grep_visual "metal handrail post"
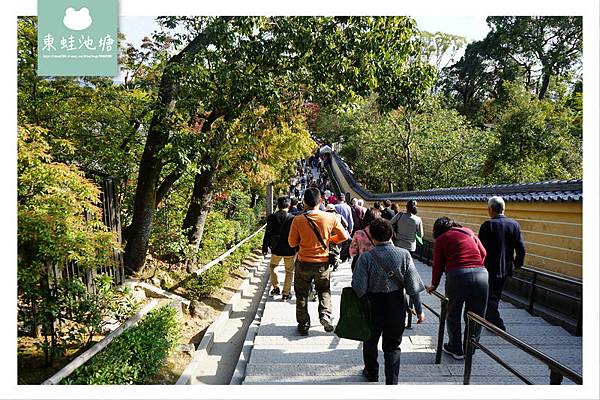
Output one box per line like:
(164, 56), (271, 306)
(527, 272), (537, 314)
(463, 318), (475, 385)
(576, 300), (582, 336)
(550, 369), (564, 385)
(435, 298), (447, 364)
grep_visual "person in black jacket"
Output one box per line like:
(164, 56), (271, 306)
(381, 199), (396, 220)
(478, 196), (526, 331)
(262, 197), (297, 300)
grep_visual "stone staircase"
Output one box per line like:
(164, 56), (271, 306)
(241, 257), (582, 385)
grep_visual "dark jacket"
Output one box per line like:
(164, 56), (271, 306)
(350, 205), (365, 233)
(478, 214), (526, 278)
(381, 207), (396, 221)
(262, 210), (296, 256)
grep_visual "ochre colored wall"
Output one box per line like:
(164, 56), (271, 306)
(331, 160), (583, 279)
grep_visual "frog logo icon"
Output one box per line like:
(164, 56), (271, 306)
(63, 7), (93, 31)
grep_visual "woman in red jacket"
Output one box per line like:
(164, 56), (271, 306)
(426, 217), (489, 360)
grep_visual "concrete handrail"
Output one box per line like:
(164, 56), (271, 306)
(193, 224), (266, 277)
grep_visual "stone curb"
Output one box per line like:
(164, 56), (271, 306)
(133, 281), (191, 313)
(229, 272), (271, 384)
(175, 254), (267, 385)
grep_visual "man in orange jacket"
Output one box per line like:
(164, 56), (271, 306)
(288, 187), (349, 335)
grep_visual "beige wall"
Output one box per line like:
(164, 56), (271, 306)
(331, 160), (582, 279)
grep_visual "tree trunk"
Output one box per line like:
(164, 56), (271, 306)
(403, 114), (415, 191)
(266, 183), (274, 215)
(122, 108), (171, 272)
(122, 20), (231, 273)
(249, 189), (259, 208)
(182, 163), (220, 248)
(538, 69), (551, 100)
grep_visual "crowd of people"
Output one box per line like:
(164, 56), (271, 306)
(262, 154), (526, 385)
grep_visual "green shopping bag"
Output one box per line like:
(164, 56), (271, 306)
(416, 233), (423, 245)
(334, 287), (372, 341)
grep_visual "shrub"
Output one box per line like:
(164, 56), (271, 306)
(182, 231), (264, 299)
(17, 125), (120, 366)
(63, 305), (179, 385)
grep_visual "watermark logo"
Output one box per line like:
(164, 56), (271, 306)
(38, 0), (118, 76)
(63, 8), (93, 31)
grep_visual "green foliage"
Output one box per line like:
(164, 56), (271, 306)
(483, 81), (582, 183)
(418, 31), (468, 74)
(63, 305), (179, 385)
(317, 95), (492, 192)
(20, 274), (138, 367)
(18, 17), (155, 229)
(18, 125), (119, 274)
(443, 16), (582, 118)
(182, 232), (263, 299)
(18, 124), (124, 365)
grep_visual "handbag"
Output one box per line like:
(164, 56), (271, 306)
(334, 287), (372, 341)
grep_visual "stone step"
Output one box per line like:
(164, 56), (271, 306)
(247, 347), (436, 365)
(408, 334), (582, 347)
(243, 375), (461, 385)
(242, 252), (582, 385)
(447, 362), (583, 377)
(244, 362), (583, 380)
(247, 345), (581, 368)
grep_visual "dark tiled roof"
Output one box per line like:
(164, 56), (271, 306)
(333, 153), (582, 203)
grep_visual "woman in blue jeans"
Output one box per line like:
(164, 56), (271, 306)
(426, 217), (489, 360)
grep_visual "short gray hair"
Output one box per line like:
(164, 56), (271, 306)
(488, 196), (505, 214)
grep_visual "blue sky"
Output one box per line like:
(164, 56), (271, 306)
(119, 16), (491, 49)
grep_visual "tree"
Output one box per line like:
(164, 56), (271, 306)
(485, 16), (582, 100)
(483, 81), (582, 183)
(17, 17), (157, 218)
(17, 125), (120, 365)
(321, 95), (491, 192)
(441, 39), (498, 117)
(418, 31), (468, 92)
(124, 16), (435, 272)
(443, 16), (583, 117)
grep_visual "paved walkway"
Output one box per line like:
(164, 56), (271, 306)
(242, 257), (582, 385)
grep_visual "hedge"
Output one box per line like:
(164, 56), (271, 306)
(62, 305), (179, 385)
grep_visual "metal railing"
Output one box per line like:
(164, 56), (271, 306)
(510, 266), (582, 336)
(463, 311), (582, 385)
(406, 289), (449, 364)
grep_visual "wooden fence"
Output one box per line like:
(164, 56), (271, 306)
(48, 174), (125, 292)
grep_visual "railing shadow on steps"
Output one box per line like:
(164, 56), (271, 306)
(464, 311), (582, 385)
